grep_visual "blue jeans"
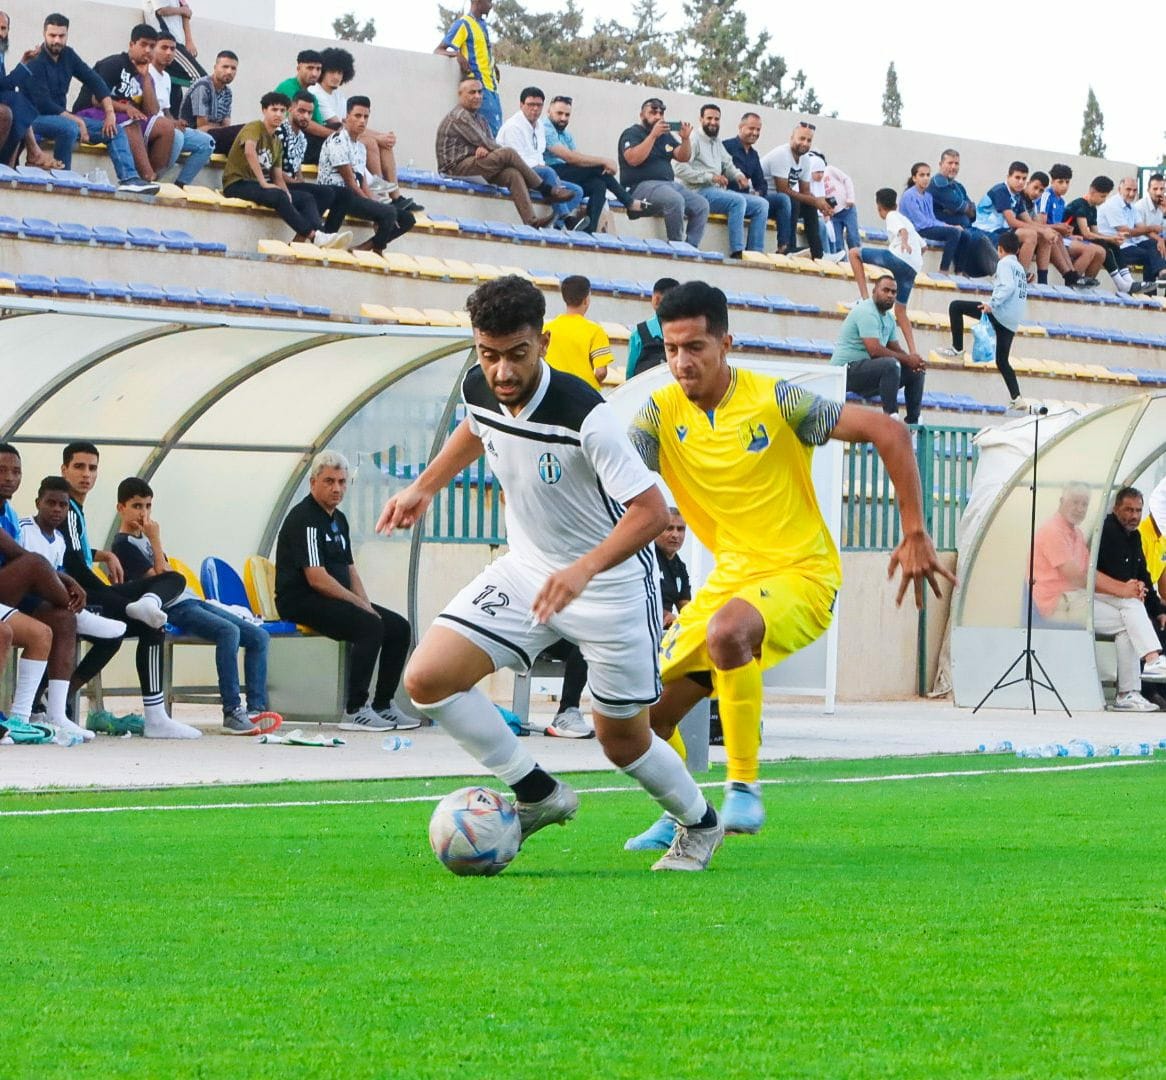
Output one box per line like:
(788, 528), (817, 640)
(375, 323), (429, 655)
(699, 185), (769, 252)
(918, 224), (965, 271)
(479, 88), (503, 136)
(31, 113), (138, 179)
(167, 598), (270, 712)
(831, 206), (861, 251)
(765, 191), (792, 249)
(170, 125), (215, 186)
(533, 164), (583, 222)
(631, 179), (709, 245)
(859, 246), (916, 305)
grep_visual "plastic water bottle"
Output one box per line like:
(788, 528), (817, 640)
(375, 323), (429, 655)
(1158, 739), (1166, 750)
(1016, 743), (1066, 759)
(976, 740), (1013, 753)
(382, 735), (412, 752)
(1064, 739), (1095, 758)
(54, 730), (83, 747)
(1102, 742), (1151, 757)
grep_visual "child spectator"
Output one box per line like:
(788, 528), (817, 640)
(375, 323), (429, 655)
(821, 157), (859, 253)
(1021, 169), (1096, 288)
(1029, 164), (1104, 287)
(937, 230), (1031, 411)
(112, 477), (282, 736)
(1062, 175), (1149, 294)
(974, 161), (1054, 282)
(847, 188), (922, 355)
(543, 275), (612, 391)
(901, 162), (966, 272)
(801, 152), (836, 255)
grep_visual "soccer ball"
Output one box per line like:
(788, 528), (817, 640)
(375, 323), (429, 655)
(428, 786), (521, 876)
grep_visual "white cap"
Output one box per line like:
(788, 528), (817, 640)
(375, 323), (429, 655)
(804, 152), (826, 174)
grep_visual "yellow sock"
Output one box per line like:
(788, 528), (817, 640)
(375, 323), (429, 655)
(666, 726), (687, 762)
(715, 660), (763, 783)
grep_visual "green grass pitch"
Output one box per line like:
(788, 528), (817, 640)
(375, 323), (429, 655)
(2, 754), (1165, 1079)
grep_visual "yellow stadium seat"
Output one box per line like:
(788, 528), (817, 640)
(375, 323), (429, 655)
(0, 278), (15, 291)
(382, 252), (422, 275)
(498, 265), (534, 281)
(180, 185), (226, 206)
(1017, 323), (1048, 337)
(287, 242), (329, 262)
(769, 253), (797, 269)
(413, 213), (459, 233)
(257, 239), (296, 258)
(319, 249), (360, 266)
(414, 254), (453, 279)
(350, 250), (389, 270)
(442, 259), (480, 281)
(361, 303), (399, 321)
(1010, 357), (1051, 375)
(449, 310), (472, 327)
(471, 262), (503, 280)
(420, 308), (463, 327)
(741, 251), (773, 266)
(167, 556), (205, 599)
(390, 306), (431, 325)
(600, 322), (631, 343)
(816, 260), (848, 279)
(154, 183), (187, 201)
(244, 556), (280, 621)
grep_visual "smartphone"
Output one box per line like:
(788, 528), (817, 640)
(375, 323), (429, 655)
(668, 120), (683, 133)
(825, 196), (838, 208)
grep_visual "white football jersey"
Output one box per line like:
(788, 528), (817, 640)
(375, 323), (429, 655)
(19, 517), (65, 569)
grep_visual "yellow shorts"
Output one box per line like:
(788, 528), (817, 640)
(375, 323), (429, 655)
(659, 568), (838, 684)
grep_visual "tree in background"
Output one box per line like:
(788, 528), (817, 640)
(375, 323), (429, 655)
(881, 62), (902, 127)
(1079, 87), (1106, 158)
(333, 12), (376, 43)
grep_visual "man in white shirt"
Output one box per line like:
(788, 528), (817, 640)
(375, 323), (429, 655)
(759, 120), (832, 258)
(1134, 173), (1166, 262)
(497, 86), (584, 226)
(316, 96), (415, 254)
(150, 31), (213, 187)
(1098, 176), (1166, 294)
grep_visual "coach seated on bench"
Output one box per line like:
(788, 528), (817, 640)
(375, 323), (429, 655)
(273, 450), (418, 732)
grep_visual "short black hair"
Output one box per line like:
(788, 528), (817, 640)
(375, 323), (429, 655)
(346, 95), (371, 112)
(519, 85), (544, 103)
(217, 49), (238, 61)
(43, 12), (69, 28)
(117, 477), (153, 504)
(466, 275), (546, 336)
(652, 277), (679, 295)
(1049, 163), (1072, 182)
(1029, 171), (1049, 188)
(291, 89), (315, 106)
(37, 476), (69, 499)
(318, 46), (355, 83)
(740, 111), (761, 123)
(296, 49), (322, 65)
(0, 442), (19, 458)
(656, 281), (728, 338)
(261, 91), (291, 110)
(1150, 173), (1165, 185)
(130, 23), (158, 42)
(875, 187), (897, 211)
(1115, 486), (1143, 507)
(560, 275), (590, 307)
(157, 29), (177, 42)
(1091, 175), (1114, 194)
(62, 441), (98, 465)
(700, 102), (720, 115)
(1008, 160), (1028, 176)
(997, 230), (1021, 255)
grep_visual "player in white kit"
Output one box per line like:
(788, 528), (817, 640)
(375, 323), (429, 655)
(377, 276), (723, 871)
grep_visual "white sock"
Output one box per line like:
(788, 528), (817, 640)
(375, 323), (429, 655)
(11, 658), (48, 719)
(1112, 268), (1133, 293)
(417, 688), (536, 785)
(143, 710), (201, 739)
(143, 701), (169, 723)
(622, 733), (708, 826)
(46, 679), (69, 723)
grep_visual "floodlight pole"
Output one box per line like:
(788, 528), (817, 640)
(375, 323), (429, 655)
(973, 408), (1071, 717)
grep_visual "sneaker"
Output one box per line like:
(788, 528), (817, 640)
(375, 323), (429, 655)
(368, 175), (394, 193)
(721, 781), (765, 835)
(515, 779), (579, 842)
(223, 705), (260, 735)
(1007, 396), (1038, 415)
(339, 704), (394, 731)
(624, 813), (677, 851)
(86, 709), (144, 736)
(75, 609), (127, 639)
(391, 194), (423, 213)
(1076, 276), (1100, 288)
(246, 710), (284, 734)
(51, 715), (95, 743)
(651, 811), (724, 871)
(374, 703), (422, 730)
(545, 706), (594, 739)
(124, 594), (167, 629)
(934, 346), (963, 358)
(546, 186), (575, 204)
(1111, 690), (1159, 712)
(144, 713), (202, 738)
(3, 717), (54, 744)
(827, 249), (849, 263)
(626, 199), (653, 220)
(118, 178), (159, 195)
(1141, 656), (1166, 682)
(1130, 281), (1156, 296)
(313, 229), (354, 250)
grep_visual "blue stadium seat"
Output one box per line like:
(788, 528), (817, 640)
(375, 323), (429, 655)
(57, 221), (95, 243)
(197, 287), (233, 306)
(535, 226), (571, 246)
(526, 268), (562, 284)
(765, 295), (797, 312)
(92, 225), (131, 246)
(162, 229), (225, 253)
(15, 274), (57, 293)
(90, 279), (132, 299)
(454, 217), (489, 234)
(863, 229), (889, 243)
(52, 168), (115, 193)
(21, 217), (59, 239)
(509, 223), (543, 242)
(229, 291), (267, 311)
(611, 279), (649, 297)
(618, 236), (650, 253)
(53, 276), (92, 296)
(264, 293), (303, 315)
(162, 284), (201, 304)
(562, 230), (599, 248)
(483, 220), (517, 239)
(0, 216), (19, 234)
(643, 238), (675, 256)
(587, 278), (617, 294)
(792, 302), (821, 314)
(301, 301), (332, 318)
(127, 227), (169, 248)
(590, 233), (625, 251)
(126, 281), (166, 302)
(200, 557), (252, 609)
(0, 164), (18, 182)
(13, 166), (52, 186)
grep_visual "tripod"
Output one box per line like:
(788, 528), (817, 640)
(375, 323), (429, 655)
(973, 407), (1071, 717)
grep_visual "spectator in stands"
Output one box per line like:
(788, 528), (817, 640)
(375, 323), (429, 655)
(221, 91), (350, 249)
(273, 50), (333, 166)
(801, 152), (837, 255)
(1031, 482), (1091, 622)
(435, 0), (502, 135)
(723, 111), (791, 253)
(759, 120), (829, 259)
(0, 12), (61, 169)
(149, 30), (212, 187)
(1028, 165), (1104, 287)
(1094, 486), (1166, 711)
(143, 0), (201, 82)
(1098, 176), (1166, 296)
(57, 441), (199, 738)
(1134, 173), (1166, 259)
(928, 148), (997, 276)
(274, 450), (417, 732)
(901, 162), (965, 272)
(178, 48), (238, 155)
(847, 188), (922, 354)
(317, 96), (415, 254)
(77, 24), (176, 184)
(821, 155), (859, 253)
(830, 274), (924, 424)
(497, 86), (585, 227)
(22, 13), (158, 193)
(543, 275), (611, 391)
(937, 230), (1030, 411)
(972, 161), (1054, 281)
(1063, 175), (1149, 295)
(112, 477), (282, 736)
(1018, 169), (1093, 288)
(617, 97), (708, 247)
(625, 276), (679, 378)
(435, 77), (573, 228)
(543, 94), (649, 234)
(277, 90), (346, 227)
(673, 103), (768, 258)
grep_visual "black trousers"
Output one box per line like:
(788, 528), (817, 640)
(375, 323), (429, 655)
(552, 164), (636, 232)
(277, 594), (410, 712)
(541, 639), (589, 712)
(328, 187), (416, 250)
(793, 196), (823, 258)
(949, 300), (1020, 400)
(224, 180), (322, 236)
(289, 180), (347, 233)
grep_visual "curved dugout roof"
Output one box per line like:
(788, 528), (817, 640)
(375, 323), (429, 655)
(0, 299), (473, 569)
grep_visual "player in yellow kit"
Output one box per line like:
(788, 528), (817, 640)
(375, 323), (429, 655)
(625, 281), (954, 845)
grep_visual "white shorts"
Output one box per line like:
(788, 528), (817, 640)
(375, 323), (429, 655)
(0, 603), (14, 621)
(434, 551), (663, 719)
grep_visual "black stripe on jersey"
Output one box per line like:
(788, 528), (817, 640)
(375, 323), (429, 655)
(435, 613), (533, 669)
(471, 410), (582, 446)
(594, 477), (658, 586)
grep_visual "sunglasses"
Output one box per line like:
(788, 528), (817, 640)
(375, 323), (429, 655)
(551, 95), (572, 105)
(797, 121), (817, 131)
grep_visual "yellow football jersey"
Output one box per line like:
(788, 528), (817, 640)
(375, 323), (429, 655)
(1139, 515), (1166, 587)
(630, 367), (842, 580)
(544, 313), (612, 392)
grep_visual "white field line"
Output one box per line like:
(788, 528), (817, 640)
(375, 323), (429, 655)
(0, 758), (1154, 819)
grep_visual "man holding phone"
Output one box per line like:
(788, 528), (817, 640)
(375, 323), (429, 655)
(618, 97), (708, 247)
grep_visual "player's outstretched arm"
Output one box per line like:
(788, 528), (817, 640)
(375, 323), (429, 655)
(375, 418), (484, 535)
(828, 405), (958, 609)
(531, 484), (670, 623)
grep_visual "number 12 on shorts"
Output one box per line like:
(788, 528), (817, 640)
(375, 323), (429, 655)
(472, 585), (510, 618)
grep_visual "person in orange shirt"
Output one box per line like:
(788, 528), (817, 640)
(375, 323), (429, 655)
(543, 275), (611, 391)
(1030, 482), (1091, 621)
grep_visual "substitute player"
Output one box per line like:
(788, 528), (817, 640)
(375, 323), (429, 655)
(377, 276), (724, 872)
(626, 281), (954, 845)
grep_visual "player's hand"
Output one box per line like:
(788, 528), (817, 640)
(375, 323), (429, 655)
(887, 530), (956, 609)
(375, 485), (433, 535)
(531, 563), (591, 623)
(61, 574), (87, 613)
(100, 550), (125, 584)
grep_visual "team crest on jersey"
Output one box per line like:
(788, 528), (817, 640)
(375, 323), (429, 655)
(537, 452), (562, 484)
(738, 420), (770, 453)
(675, 425), (688, 442)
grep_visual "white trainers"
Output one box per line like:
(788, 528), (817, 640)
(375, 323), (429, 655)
(545, 706), (594, 739)
(313, 229), (353, 250)
(1007, 396), (1039, 415)
(1110, 691), (1160, 712)
(339, 705), (394, 731)
(374, 704), (422, 731)
(124, 594), (167, 629)
(1141, 656), (1166, 682)
(651, 811), (724, 872)
(76, 609), (127, 639)
(934, 346), (963, 359)
(143, 713), (202, 738)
